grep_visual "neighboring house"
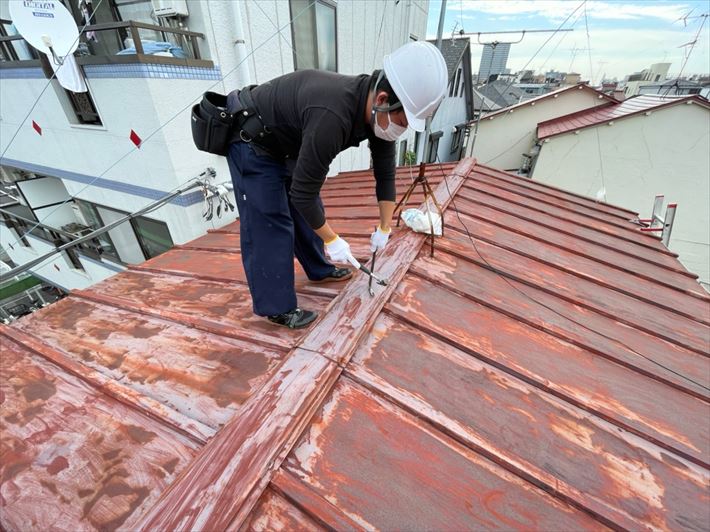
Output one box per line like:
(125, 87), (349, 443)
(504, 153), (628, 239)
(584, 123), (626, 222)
(514, 83), (551, 98)
(638, 79), (710, 99)
(532, 94), (710, 289)
(421, 37), (473, 163)
(465, 83), (616, 171)
(0, 0), (429, 293)
(3, 158), (708, 531)
(475, 79), (525, 108)
(471, 87), (501, 119)
(621, 62), (671, 97)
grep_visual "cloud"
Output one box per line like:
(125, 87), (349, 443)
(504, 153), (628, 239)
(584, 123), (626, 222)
(460, 1), (693, 23)
(459, 27), (709, 80)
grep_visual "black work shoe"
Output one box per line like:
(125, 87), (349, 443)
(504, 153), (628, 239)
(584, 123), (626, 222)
(267, 308), (318, 329)
(310, 267), (353, 284)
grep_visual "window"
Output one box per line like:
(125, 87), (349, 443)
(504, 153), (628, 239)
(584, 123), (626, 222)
(76, 201), (173, 264)
(427, 131), (443, 163)
(44, 53), (103, 126)
(450, 123), (468, 155)
(75, 200), (119, 262)
(64, 89), (103, 126)
(131, 216), (174, 259)
(450, 129), (461, 154)
(399, 139), (408, 166)
(454, 68), (462, 98)
(290, 0), (337, 71)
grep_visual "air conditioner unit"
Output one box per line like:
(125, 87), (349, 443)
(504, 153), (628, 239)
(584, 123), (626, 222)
(151, 0), (189, 18)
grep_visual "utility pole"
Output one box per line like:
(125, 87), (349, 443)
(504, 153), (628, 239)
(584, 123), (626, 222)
(422, 0), (447, 164)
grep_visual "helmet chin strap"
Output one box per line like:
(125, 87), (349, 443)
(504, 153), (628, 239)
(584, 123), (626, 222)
(371, 70), (403, 114)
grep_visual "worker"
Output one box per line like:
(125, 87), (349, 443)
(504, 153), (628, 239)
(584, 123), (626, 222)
(226, 41), (447, 329)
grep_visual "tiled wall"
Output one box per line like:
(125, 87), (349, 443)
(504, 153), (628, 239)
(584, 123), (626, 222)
(0, 67), (45, 79)
(83, 63), (222, 80)
(0, 63), (222, 80)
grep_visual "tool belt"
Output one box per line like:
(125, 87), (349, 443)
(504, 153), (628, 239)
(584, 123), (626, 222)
(190, 91), (233, 156)
(228, 86), (283, 160)
(191, 86), (280, 158)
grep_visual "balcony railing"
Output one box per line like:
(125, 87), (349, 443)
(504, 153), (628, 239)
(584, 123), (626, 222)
(0, 19), (212, 69)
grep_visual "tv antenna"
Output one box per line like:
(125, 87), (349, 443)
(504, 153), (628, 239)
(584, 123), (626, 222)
(8, 0), (80, 65)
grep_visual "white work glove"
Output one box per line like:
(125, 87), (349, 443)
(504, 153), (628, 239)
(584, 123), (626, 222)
(325, 236), (358, 267)
(370, 226), (391, 252)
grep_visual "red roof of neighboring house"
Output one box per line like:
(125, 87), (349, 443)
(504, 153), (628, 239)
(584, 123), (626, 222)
(2, 160), (709, 531)
(538, 94), (710, 139)
(476, 83), (618, 121)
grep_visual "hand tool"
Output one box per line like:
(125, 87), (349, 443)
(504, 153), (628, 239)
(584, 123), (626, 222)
(368, 250), (377, 296)
(347, 256), (388, 287)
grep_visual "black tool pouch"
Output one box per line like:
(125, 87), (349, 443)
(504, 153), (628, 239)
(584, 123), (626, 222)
(191, 92), (233, 156)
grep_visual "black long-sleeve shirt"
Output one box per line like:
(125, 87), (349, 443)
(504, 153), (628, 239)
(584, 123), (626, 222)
(249, 70), (396, 229)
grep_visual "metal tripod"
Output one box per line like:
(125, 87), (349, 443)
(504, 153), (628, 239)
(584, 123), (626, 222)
(392, 162), (444, 257)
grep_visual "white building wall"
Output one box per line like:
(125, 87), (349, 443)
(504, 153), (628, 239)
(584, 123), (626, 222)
(465, 87), (611, 171)
(0, 76), (234, 248)
(531, 103), (710, 289)
(431, 92), (467, 162)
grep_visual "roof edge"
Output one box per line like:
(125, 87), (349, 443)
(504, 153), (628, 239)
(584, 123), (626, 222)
(474, 83), (618, 122)
(538, 94), (710, 140)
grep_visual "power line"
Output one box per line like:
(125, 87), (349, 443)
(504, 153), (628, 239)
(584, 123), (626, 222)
(663, 13), (709, 96)
(583, 0), (606, 202)
(1, 1), (317, 252)
(467, 0), (586, 160)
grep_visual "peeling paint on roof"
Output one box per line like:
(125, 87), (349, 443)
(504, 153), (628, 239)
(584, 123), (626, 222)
(2, 159), (708, 531)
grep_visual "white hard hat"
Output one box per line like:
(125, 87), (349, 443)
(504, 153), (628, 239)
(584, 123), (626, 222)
(383, 41), (447, 131)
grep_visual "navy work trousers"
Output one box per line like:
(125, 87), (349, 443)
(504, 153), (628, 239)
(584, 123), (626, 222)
(226, 141), (335, 316)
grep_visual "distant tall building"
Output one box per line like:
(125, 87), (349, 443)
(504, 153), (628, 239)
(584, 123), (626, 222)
(478, 42), (511, 83)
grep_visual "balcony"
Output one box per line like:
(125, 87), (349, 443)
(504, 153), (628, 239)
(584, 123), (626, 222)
(0, 19), (212, 70)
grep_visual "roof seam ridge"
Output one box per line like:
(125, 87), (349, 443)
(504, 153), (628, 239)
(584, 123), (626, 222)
(474, 169), (638, 221)
(467, 178), (646, 232)
(385, 307), (710, 469)
(129, 157), (476, 530)
(457, 188), (676, 257)
(0, 326), (213, 446)
(476, 165), (638, 216)
(444, 222), (710, 306)
(446, 211), (706, 295)
(414, 246), (708, 356)
(70, 290), (292, 353)
(453, 194), (692, 275)
(404, 268), (709, 402)
(343, 368), (640, 530)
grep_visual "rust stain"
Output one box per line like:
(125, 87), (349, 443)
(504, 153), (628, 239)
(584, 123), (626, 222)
(161, 458), (179, 475)
(21, 380), (56, 402)
(46, 456), (69, 475)
(126, 425), (157, 444)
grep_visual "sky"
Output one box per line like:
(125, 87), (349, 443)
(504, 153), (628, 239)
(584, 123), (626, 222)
(425, 0), (710, 83)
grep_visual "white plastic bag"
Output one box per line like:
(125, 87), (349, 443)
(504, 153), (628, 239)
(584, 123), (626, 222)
(401, 208), (442, 236)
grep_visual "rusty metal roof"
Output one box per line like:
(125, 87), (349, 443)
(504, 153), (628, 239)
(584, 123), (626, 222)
(2, 159), (709, 531)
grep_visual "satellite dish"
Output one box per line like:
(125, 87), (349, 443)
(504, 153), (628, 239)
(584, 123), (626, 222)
(8, 0), (79, 59)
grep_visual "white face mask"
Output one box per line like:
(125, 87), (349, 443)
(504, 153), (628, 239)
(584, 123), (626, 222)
(372, 110), (407, 142)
